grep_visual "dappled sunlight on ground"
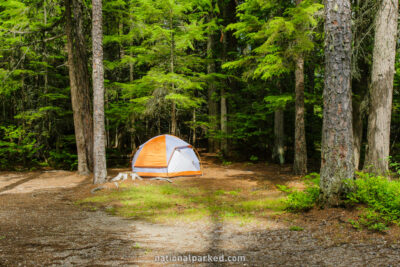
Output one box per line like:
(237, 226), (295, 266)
(1, 155), (400, 265)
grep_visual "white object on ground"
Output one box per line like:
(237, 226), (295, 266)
(111, 172), (143, 182)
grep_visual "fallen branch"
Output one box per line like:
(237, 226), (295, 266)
(90, 186), (104, 194)
(149, 177), (172, 183)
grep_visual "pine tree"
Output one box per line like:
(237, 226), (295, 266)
(365, 0), (398, 174)
(320, 0), (354, 206)
(66, 0), (94, 175)
(92, 0), (107, 183)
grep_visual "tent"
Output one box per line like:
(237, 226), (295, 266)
(131, 134), (202, 177)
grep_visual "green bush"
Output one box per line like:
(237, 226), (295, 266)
(0, 125), (41, 169)
(279, 171), (400, 231)
(346, 172), (400, 231)
(278, 173), (320, 212)
(48, 150), (78, 170)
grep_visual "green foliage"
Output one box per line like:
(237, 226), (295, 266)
(278, 173), (320, 212)
(284, 186), (319, 212)
(349, 209), (389, 232)
(289, 226), (304, 231)
(48, 151), (78, 170)
(345, 172), (400, 231)
(224, 0), (323, 80)
(0, 0), (397, 173)
(388, 156), (400, 177)
(249, 155), (258, 162)
(0, 125), (41, 169)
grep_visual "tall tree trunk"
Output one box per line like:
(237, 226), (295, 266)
(364, 0), (398, 174)
(207, 15), (218, 152)
(192, 109), (196, 146)
(220, 87), (228, 154)
(320, 0), (354, 206)
(273, 107), (285, 165)
(92, 0), (107, 183)
(293, 0), (307, 175)
(219, 0), (235, 155)
(352, 63), (369, 170)
(220, 23), (228, 158)
(305, 60), (316, 157)
(294, 56), (307, 174)
(170, 13), (177, 136)
(171, 102), (177, 136)
(352, 97), (363, 170)
(65, 0), (94, 175)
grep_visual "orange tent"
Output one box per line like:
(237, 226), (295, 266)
(131, 135), (202, 177)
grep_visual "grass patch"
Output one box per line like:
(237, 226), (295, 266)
(78, 183), (287, 223)
(289, 226), (304, 231)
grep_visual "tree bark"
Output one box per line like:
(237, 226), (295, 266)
(352, 97), (363, 170)
(364, 0), (398, 174)
(65, 0), (94, 175)
(320, 0), (354, 206)
(171, 102), (177, 136)
(352, 62), (369, 170)
(220, 87), (228, 154)
(192, 109), (196, 146)
(293, 0), (307, 175)
(294, 56), (307, 175)
(170, 13), (177, 136)
(92, 0), (107, 183)
(207, 15), (218, 152)
(273, 108), (285, 165)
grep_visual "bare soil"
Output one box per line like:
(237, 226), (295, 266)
(1, 155), (400, 266)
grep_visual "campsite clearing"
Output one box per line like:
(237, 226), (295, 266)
(1, 155), (400, 266)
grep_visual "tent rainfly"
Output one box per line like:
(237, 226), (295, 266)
(131, 134), (202, 177)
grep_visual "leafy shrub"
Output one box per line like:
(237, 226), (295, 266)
(345, 172), (400, 231)
(250, 155), (258, 162)
(0, 125), (41, 169)
(388, 156), (400, 177)
(349, 209), (389, 232)
(285, 186), (320, 212)
(48, 150), (78, 170)
(278, 173), (320, 212)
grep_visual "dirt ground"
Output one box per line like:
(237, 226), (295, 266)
(1, 155), (400, 266)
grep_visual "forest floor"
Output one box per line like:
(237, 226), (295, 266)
(1, 154), (400, 266)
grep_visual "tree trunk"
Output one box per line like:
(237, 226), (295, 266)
(352, 62), (369, 170)
(220, 88), (228, 155)
(293, 56), (307, 175)
(65, 0), (94, 175)
(352, 97), (363, 170)
(192, 109), (196, 146)
(305, 60), (316, 157)
(171, 102), (177, 136)
(364, 0), (398, 174)
(320, 0), (354, 206)
(273, 108), (285, 165)
(92, 0), (107, 183)
(169, 13), (177, 136)
(207, 16), (218, 152)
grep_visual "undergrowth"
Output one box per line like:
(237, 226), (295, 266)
(277, 172), (320, 212)
(280, 171), (400, 232)
(346, 172), (400, 231)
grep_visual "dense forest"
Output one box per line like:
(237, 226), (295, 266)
(2, 1), (400, 264)
(0, 0), (399, 190)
